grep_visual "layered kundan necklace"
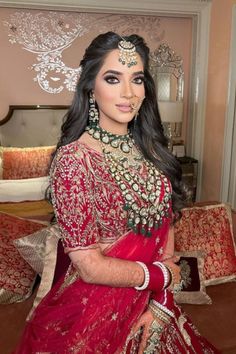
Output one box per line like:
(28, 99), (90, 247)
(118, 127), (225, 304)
(86, 124), (172, 236)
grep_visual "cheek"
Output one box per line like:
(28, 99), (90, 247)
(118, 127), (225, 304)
(139, 86), (145, 97)
(131, 83), (145, 97)
(94, 84), (117, 105)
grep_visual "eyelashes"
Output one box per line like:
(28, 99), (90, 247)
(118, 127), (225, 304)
(104, 75), (119, 84)
(104, 75), (145, 85)
(133, 76), (145, 85)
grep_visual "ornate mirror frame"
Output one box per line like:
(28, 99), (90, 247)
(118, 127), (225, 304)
(149, 43), (184, 102)
(149, 43), (184, 148)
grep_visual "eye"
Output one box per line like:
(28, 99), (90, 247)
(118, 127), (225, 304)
(133, 76), (145, 85)
(104, 75), (119, 84)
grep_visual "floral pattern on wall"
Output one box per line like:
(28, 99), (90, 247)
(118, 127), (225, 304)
(3, 11), (165, 94)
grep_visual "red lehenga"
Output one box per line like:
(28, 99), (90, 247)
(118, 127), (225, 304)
(15, 141), (220, 354)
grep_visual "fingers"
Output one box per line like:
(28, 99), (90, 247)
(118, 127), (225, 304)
(163, 259), (180, 274)
(138, 323), (150, 354)
(132, 310), (155, 354)
(165, 255), (180, 263)
(163, 259), (181, 284)
(132, 323), (141, 335)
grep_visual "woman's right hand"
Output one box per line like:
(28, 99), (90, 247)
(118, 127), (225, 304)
(131, 308), (165, 354)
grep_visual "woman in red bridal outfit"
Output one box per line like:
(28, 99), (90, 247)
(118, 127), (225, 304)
(15, 32), (220, 353)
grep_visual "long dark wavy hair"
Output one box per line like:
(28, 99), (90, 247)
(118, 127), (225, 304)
(53, 31), (186, 217)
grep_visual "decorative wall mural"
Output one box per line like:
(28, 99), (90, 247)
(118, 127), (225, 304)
(4, 11), (165, 94)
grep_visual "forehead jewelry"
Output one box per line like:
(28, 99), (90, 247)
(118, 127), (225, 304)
(118, 39), (138, 67)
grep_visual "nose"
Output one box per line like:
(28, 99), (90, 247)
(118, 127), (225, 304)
(121, 81), (134, 99)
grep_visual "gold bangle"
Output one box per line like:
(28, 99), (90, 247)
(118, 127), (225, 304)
(149, 304), (171, 324)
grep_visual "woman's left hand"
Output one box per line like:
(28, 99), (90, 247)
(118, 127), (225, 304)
(131, 309), (162, 354)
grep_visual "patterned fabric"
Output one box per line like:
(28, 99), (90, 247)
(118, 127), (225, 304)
(174, 204), (236, 285)
(13, 224), (61, 276)
(0, 212), (46, 303)
(15, 141), (219, 353)
(50, 141), (169, 251)
(27, 225), (61, 321)
(0, 146), (55, 179)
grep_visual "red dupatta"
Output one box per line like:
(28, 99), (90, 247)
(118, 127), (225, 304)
(15, 218), (170, 354)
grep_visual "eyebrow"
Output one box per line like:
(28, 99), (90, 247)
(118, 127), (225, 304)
(102, 70), (144, 76)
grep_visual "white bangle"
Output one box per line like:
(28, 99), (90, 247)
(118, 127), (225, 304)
(151, 299), (175, 318)
(153, 261), (169, 289)
(134, 261), (150, 290)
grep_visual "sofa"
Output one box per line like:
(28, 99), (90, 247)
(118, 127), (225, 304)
(0, 202), (235, 354)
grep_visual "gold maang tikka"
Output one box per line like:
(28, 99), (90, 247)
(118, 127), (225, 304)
(118, 38), (138, 67)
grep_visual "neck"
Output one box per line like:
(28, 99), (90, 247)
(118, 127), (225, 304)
(99, 120), (128, 136)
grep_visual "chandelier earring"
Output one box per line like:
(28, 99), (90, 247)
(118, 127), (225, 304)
(88, 92), (99, 128)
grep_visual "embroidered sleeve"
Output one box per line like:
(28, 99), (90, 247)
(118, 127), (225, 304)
(50, 147), (100, 251)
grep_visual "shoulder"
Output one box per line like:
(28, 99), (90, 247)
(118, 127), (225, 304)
(51, 141), (88, 179)
(56, 141), (85, 162)
(55, 141), (86, 164)
(51, 140), (103, 179)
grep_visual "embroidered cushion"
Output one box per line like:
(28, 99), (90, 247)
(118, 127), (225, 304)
(13, 224), (60, 276)
(0, 146), (55, 179)
(174, 203), (236, 285)
(25, 226), (62, 319)
(174, 250), (211, 304)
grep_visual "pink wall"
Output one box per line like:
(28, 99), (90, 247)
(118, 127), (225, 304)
(201, 0), (236, 201)
(0, 8), (192, 143)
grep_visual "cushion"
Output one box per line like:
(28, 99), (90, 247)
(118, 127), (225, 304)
(174, 250), (211, 304)
(0, 176), (49, 202)
(13, 224), (61, 276)
(26, 225), (62, 319)
(0, 146), (55, 179)
(174, 203), (236, 285)
(0, 212), (46, 303)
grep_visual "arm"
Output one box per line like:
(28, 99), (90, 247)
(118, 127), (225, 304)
(69, 228), (179, 288)
(69, 247), (144, 287)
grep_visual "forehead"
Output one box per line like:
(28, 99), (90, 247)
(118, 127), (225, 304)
(98, 49), (144, 74)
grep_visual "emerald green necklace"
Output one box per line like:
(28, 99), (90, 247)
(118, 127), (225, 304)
(86, 125), (172, 236)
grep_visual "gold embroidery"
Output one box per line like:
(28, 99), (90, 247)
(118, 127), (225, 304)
(51, 141), (172, 250)
(111, 312), (119, 321)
